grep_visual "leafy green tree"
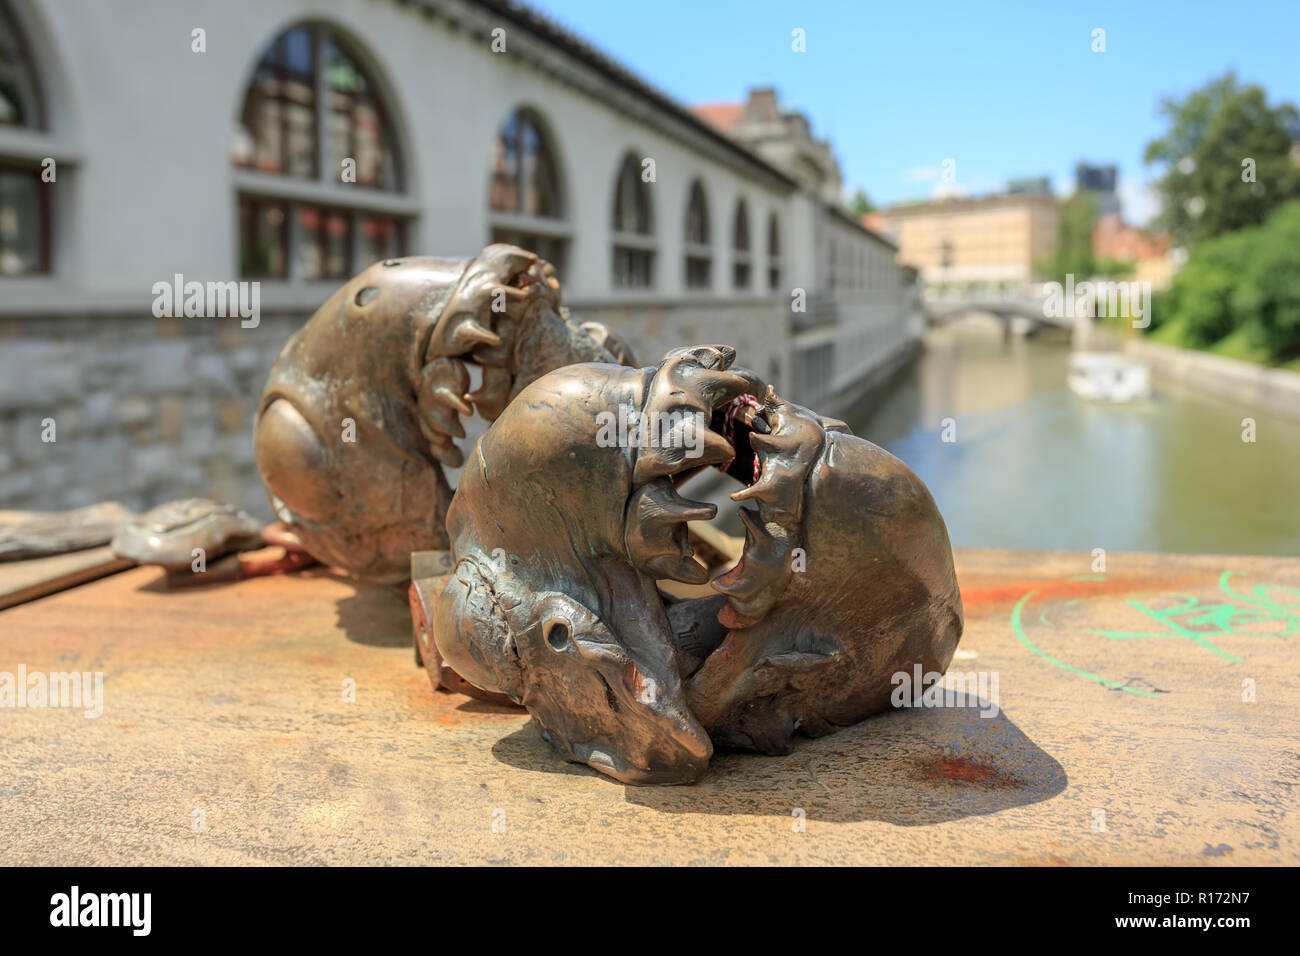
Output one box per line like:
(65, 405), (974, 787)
(1093, 257), (1135, 278)
(1144, 71), (1300, 246)
(1237, 200), (1300, 359)
(1168, 227), (1256, 346)
(1038, 191), (1097, 283)
(848, 189), (875, 216)
(1152, 199), (1300, 361)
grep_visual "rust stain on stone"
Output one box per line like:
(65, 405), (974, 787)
(925, 757), (1023, 789)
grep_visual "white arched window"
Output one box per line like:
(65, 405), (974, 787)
(488, 107), (568, 275)
(0, 0), (49, 275)
(731, 198), (751, 290)
(611, 152), (654, 288)
(683, 179), (711, 290)
(767, 212), (781, 291)
(231, 23), (410, 280)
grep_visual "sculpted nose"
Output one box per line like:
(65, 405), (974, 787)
(620, 664), (711, 762)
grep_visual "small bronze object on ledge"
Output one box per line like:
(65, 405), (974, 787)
(431, 345), (964, 784)
(253, 244), (630, 585)
(110, 498), (262, 570)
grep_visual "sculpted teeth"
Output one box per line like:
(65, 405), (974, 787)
(467, 364), (513, 421)
(632, 348), (766, 486)
(433, 386), (473, 416)
(714, 395), (827, 628)
(625, 355), (820, 631)
(427, 437), (464, 468)
(697, 430), (736, 469)
(644, 553), (710, 586)
(729, 471), (784, 504)
(419, 357), (471, 442)
(624, 478), (716, 585)
(734, 506), (765, 539)
(450, 318), (502, 351)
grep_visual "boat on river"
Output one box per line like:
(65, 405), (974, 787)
(1068, 352), (1151, 402)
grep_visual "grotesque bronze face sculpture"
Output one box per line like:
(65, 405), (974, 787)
(253, 244), (629, 584)
(433, 345), (964, 784)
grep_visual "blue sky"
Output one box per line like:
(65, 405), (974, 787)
(526, 0), (1300, 226)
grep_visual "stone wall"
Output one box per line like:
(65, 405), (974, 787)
(0, 312), (306, 518)
(1125, 338), (1300, 423)
(0, 296), (798, 518)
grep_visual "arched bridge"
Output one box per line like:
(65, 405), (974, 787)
(923, 294), (1076, 334)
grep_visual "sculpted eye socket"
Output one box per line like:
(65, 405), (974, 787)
(544, 618), (571, 652)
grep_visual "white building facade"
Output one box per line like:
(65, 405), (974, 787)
(0, 0), (919, 515)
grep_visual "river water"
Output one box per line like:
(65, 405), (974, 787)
(847, 323), (1300, 557)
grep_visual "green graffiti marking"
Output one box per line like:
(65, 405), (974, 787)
(1082, 571), (1300, 663)
(1084, 594), (1247, 663)
(1012, 571), (1300, 697)
(1217, 571), (1300, 634)
(1012, 590), (1159, 697)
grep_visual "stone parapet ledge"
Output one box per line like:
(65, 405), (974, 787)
(2, 546), (1296, 864)
(1125, 338), (1300, 422)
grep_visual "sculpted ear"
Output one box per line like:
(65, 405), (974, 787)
(477, 243), (539, 279)
(661, 344), (736, 370)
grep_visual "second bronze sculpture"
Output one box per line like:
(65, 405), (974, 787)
(254, 245), (964, 785)
(433, 345), (963, 784)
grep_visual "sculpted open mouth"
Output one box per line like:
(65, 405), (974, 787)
(622, 352), (831, 654)
(414, 249), (564, 468)
(432, 343), (964, 785)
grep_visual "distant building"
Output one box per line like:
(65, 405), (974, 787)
(0, 0), (917, 514)
(1006, 176), (1052, 196)
(876, 192), (1058, 298)
(692, 87), (843, 204)
(691, 85), (910, 413)
(1092, 214), (1175, 289)
(1075, 162), (1120, 217)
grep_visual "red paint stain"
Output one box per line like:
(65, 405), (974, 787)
(959, 573), (1202, 612)
(933, 758), (999, 782)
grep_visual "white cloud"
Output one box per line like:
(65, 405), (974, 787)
(901, 164), (941, 183)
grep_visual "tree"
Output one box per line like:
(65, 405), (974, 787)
(1144, 71), (1300, 246)
(848, 189), (875, 216)
(1162, 226), (1256, 346)
(1237, 200), (1300, 359)
(1151, 199), (1300, 362)
(1038, 191), (1097, 283)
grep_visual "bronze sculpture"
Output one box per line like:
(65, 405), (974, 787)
(431, 345), (964, 784)
(252, 247), (961, 785)
(253, 244), (631, 585)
